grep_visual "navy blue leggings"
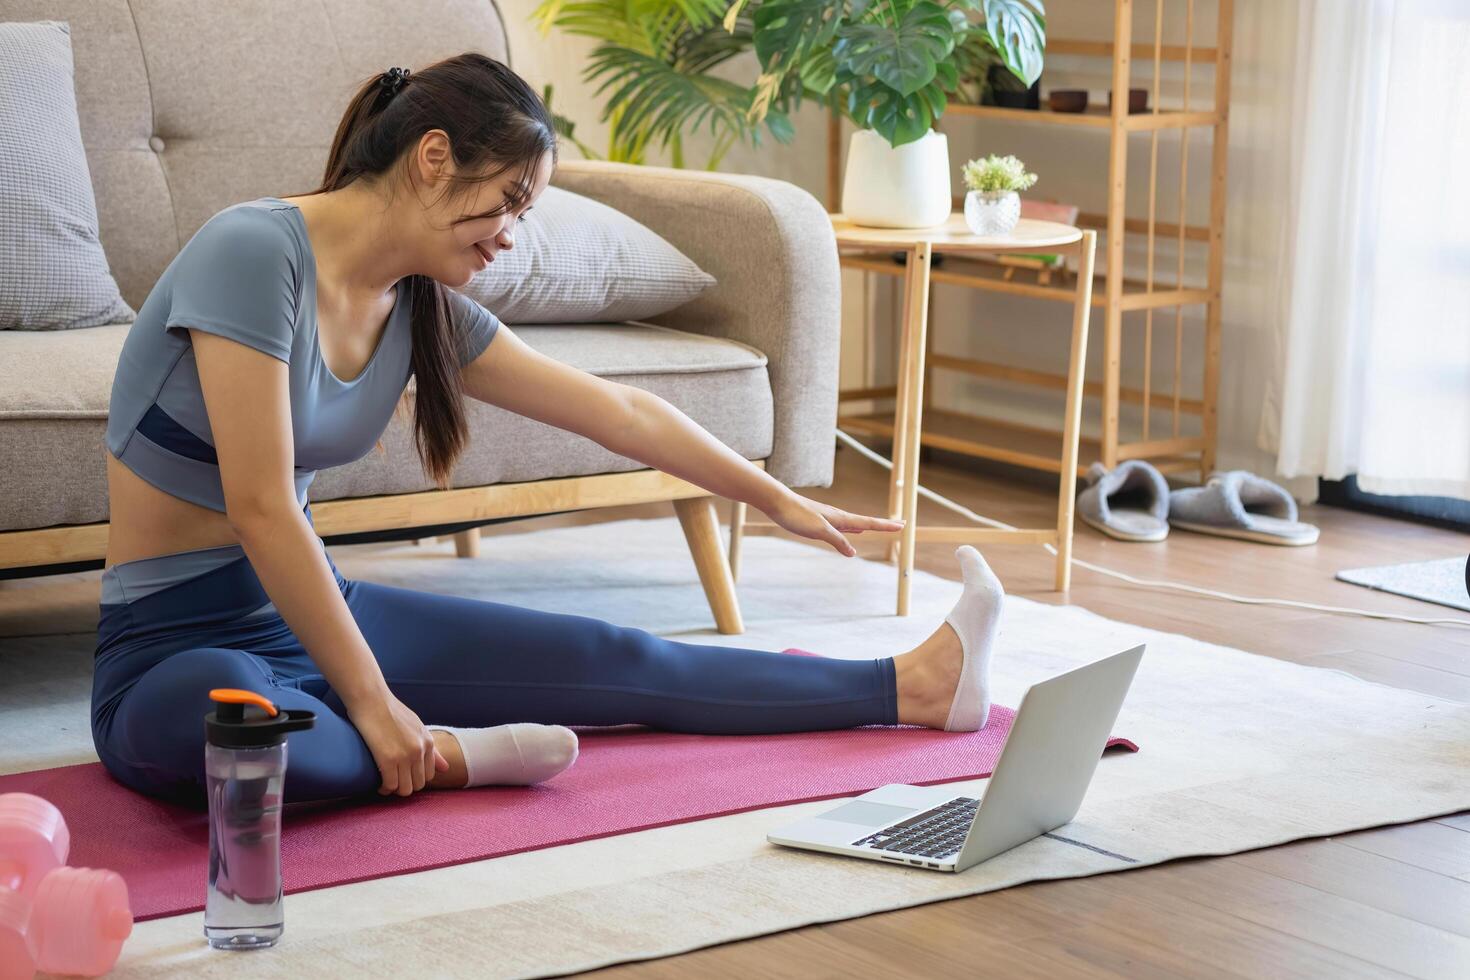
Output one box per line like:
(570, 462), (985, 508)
(92, 508), (898, 810)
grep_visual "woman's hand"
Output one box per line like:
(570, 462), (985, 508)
(764, 491), (906, 557)
(345, 691), (450, 797)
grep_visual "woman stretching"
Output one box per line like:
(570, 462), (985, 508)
(94, 54), (1005, 811)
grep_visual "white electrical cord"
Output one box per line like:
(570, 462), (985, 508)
(834, 427), (1470, 630)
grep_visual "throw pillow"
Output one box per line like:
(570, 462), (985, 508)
(0, 20), (134, 331)
(452, 185), (714, 324)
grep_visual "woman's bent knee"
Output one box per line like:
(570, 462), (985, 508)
(95, 647), (274, 805)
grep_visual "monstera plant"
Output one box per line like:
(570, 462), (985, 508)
(736, 0), (1045, 149)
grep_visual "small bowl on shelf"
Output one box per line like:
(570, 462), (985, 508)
(1107, 87), (1149, 114)
(1047, 89), (1089, 113)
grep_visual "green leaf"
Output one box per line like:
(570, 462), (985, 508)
(933, 57), (959, 91)
(537, 1), (654, 49)
(530, 0), (568, 36)
(984, 0), (1046, 86)
(765, 107), (796, 142)
(918, 77), (947, 120)
(846, 77), (934, 146)
(834, 1), (955, 97)
(663, 0), (728, 30)
(675, 15), (754, 73)
(752, 0), (848, 73)
(797, 44), (837, 96)
(587, 43), (757, 160)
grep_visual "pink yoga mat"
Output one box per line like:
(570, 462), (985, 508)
(0, 649), (1137, 921)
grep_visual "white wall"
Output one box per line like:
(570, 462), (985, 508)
(499, 0), (1307, 490)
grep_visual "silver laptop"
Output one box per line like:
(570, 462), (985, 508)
(767, 644), (1144, 873)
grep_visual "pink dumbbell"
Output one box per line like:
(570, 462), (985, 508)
(0, 793), (133, 980)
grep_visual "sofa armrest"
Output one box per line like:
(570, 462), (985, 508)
(550, 159), (841, 490)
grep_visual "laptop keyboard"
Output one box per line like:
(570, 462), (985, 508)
(851, 796), (980, 860)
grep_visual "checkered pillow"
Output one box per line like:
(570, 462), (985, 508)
(0, 21), (134, 331)
(452, 185), (713, 324)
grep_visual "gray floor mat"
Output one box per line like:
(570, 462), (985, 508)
(1336, 555), (1470, 612)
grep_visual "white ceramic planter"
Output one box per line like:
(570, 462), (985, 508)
(963, 189), (1021, 235)
(840, 128), (951, 228)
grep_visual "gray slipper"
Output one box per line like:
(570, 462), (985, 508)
(1077, 460), (1170, 542)
(1168, 471), (1319, 546)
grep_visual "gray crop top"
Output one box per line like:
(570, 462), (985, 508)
(105, 198), (500, 513)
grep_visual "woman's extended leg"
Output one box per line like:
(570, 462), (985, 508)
(334, 544), (1005, 736)
(338, 578), (898, 736)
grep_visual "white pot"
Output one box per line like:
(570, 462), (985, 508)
(840, 128), (952, 228)
(963, 189), (1021, 236)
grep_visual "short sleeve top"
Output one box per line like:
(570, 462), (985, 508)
(104, 198), (500, 513)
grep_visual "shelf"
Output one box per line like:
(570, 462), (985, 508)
(837, 407), (1205, 477)
(1048, 38), (1219, 64)
(837, 250), (1213, 311)
(1075, 210), (1212, 244)
(841, 362), (1203, 428)
(944, 102), (1221, 131)
(921, 356), (1204, 417)
(841, 406), (1089, 476)
(946, 102), (1110, 128)
(825, 0), (1233, 479)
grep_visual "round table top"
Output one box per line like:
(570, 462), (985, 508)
(829, 212), (1083, 251)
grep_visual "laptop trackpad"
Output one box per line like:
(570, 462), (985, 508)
(816, 800), (917, 827)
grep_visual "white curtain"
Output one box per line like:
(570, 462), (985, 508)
(1270, 0), (1470, 499)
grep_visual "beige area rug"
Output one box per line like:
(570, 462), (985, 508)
(2, 516), (1468, 978)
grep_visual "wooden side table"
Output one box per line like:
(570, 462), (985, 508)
(730, 214), (1096, 617)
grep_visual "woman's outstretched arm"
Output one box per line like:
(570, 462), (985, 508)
(459, 324), (904, 556)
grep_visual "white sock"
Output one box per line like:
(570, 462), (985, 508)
(427, 724), (579, 787)
(941, 545), (1005, 732)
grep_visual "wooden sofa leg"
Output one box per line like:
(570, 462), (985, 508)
(728, 500), (746, 583)
(672, 496), (744, 635)
(452, 529), (480, 559)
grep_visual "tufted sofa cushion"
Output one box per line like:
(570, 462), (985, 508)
(0, 321), (773, 529)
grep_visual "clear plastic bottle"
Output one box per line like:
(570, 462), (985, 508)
(202, 689), (315, 950)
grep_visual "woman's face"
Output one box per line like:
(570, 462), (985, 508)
(419, 146), (554, 287)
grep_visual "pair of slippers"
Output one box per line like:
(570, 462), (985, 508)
(1077, 461), (1320, 546)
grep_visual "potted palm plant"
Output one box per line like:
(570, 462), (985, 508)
(532, 0), (794, 169)
(736, 0), (1045, 228)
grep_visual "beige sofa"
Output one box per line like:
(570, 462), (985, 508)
(0, 0), (842, 634)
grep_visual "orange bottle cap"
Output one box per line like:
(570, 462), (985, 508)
(208, 688), (278, 717)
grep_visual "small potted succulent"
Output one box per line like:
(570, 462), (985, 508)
(961, 153), (1037, 235)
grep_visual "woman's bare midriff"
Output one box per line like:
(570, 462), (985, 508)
(103, 448), (245, 570)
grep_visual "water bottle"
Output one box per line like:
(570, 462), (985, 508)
(202, 688), (315, 950)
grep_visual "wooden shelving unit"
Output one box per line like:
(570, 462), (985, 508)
(829, 0), (1233, 480)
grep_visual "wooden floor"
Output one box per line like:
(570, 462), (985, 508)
(487, 437), (1470, 980)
